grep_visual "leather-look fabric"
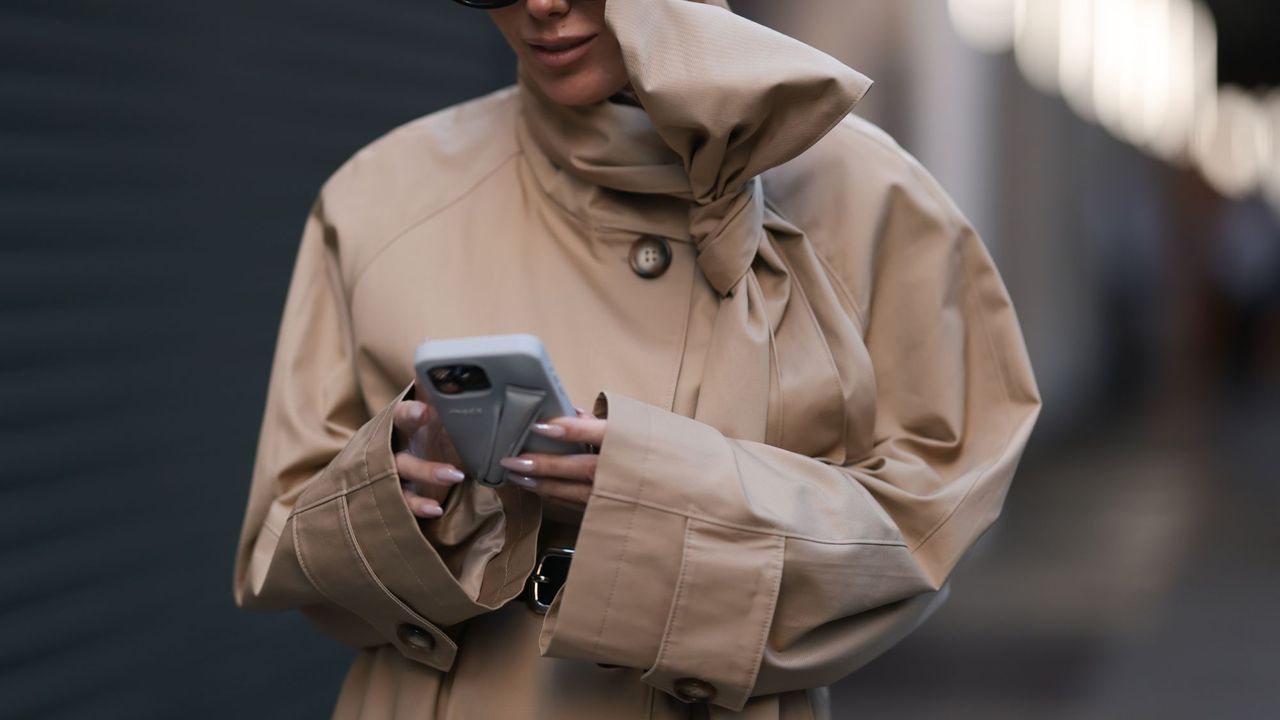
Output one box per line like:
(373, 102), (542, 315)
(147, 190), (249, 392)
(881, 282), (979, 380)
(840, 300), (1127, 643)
(234, 0), (1041, 717)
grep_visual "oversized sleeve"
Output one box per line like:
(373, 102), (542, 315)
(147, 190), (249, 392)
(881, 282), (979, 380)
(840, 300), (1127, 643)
(232, 196), (541, 671)
(539, 170), (1041, 710)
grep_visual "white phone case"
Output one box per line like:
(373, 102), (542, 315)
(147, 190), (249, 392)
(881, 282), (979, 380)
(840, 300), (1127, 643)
(413, 334), (585, 487)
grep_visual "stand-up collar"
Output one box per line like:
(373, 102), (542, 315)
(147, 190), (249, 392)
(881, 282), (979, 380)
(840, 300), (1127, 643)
(517, 0), (875, 454)
(517, 0), (873, 290)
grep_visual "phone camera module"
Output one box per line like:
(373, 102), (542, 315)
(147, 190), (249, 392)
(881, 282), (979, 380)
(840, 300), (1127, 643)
(453, 365), (491, 391)
(428, 365), (491, 395)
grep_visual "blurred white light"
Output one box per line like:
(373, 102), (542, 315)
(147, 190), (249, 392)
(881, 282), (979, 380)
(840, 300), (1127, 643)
(948, 0), (1017, 53)
(950, 0), (1277, 212)
(1122, 0), (1172, 149)
(1262, 92), (1280, 211)
(1190, 1), (1219, 148)
(1013, 0), (1062, 94)
(1145, 0), (1198, 160)
(1058, 0), (1097, 119)
(1092, 0), (1141, 139)
(1193, 87), (1272, 199)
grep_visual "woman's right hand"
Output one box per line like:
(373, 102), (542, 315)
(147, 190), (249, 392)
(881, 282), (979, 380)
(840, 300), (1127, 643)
(392, 383), (467, 519)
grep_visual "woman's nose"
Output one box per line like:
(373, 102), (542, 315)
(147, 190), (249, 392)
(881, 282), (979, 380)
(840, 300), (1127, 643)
(525, 0), (570, 20)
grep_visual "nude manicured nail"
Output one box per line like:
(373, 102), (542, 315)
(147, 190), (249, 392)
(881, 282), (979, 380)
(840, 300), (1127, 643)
(434, 467), (466, 484)
(418, 503), (443, 518)
(531, 423), (566, 438)
(508, 474), (537, 489)
(500, 457), (535, 473)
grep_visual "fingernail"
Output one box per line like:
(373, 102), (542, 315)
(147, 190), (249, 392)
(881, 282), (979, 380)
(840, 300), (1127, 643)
(418, 502), (443, 518)
(531, 423), (566, 438)
(499, 457), (535, 473)
(411, 404), (426, 421)
(508, 474), (537, 489)
(433, 467), (466, 484)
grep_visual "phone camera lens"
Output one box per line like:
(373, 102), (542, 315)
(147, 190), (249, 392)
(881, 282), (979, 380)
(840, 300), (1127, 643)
(427, 364), (490, 395)
(457, 365), (490, 391)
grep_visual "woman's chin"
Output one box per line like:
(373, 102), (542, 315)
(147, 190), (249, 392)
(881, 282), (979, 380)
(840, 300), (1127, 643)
(535, 70), (628, 108)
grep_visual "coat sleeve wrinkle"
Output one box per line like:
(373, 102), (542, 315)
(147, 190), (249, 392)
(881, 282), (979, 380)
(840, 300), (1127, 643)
(233, 197), (542, 675)
(538, 171), (1041, 713)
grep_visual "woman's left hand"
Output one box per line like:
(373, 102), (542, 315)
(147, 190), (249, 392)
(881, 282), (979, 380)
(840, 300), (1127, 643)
(499, 409), (606, 511)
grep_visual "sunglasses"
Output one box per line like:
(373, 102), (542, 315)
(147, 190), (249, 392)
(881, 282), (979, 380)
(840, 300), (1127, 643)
(452, 0), (598, 8)
(451, 0), (521, 7)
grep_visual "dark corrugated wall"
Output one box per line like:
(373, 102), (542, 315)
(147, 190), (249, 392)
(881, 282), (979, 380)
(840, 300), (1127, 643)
(0, 2), (512, 717)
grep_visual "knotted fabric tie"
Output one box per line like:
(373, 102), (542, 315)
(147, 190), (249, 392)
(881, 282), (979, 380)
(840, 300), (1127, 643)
(519, 0), (876, 460)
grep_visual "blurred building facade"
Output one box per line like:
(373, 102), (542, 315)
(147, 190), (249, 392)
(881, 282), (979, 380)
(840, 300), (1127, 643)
(734, 2), (1280, 717)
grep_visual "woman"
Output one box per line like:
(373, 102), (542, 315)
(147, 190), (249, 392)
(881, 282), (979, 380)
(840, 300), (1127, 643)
(234, 0), (1041, 718)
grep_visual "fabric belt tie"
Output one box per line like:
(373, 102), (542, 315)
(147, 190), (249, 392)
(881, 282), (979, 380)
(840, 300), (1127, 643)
(516, 0), (878, 463)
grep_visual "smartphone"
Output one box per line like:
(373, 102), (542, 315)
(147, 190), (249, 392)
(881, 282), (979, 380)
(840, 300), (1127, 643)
(413, 334), (586, 487)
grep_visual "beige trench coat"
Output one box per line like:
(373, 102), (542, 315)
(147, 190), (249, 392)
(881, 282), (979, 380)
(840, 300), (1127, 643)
(234, 1), (1041, 718)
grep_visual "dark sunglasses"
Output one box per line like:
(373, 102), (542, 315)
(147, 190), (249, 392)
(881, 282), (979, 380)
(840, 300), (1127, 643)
(452, 0), (597, 8)
(451, 0), (521, 7)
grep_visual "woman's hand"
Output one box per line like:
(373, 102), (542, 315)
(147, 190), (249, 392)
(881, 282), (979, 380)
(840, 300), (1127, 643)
(499, 410), (607, 512)
(392, 384), (466, 519)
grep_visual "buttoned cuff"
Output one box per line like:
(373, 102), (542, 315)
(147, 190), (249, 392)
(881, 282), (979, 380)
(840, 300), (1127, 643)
(539, 393), (784, 711)
(289, 383), (542, 672)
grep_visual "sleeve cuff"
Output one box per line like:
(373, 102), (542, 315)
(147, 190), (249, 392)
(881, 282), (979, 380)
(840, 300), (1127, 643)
(540, 393), (784, 711)
(289, 383), (542, 671)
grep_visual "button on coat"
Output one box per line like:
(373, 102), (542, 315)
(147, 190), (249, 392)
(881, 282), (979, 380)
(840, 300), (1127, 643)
(629, 235), (673, 278)
(397, 624), (436, 652)
(674, 678), (718, 703)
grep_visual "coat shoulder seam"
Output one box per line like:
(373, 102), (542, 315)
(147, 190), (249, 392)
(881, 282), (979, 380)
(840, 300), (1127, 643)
(347, 149), (521, 293)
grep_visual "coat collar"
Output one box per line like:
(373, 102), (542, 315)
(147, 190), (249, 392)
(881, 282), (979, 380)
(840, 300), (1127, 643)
(515, 0), (873, 260)
(516, 0), (879, 457)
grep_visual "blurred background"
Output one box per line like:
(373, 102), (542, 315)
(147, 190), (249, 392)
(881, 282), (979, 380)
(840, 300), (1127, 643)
(2, 0), (1277, 717)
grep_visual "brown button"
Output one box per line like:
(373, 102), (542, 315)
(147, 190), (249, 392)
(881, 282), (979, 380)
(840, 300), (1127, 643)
(629, 235), (673, 279)
(673, 677), (717, 703)
(396, 623), (436, 652)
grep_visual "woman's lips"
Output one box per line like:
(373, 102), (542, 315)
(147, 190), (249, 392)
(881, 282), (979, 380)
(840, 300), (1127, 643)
(527, 35), (597, 70)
